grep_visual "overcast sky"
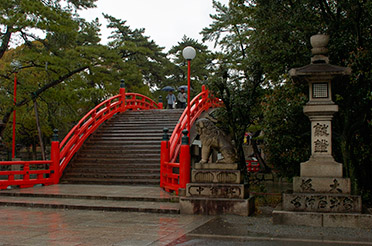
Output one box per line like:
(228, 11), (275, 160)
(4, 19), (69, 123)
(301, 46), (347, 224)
(79, 0), (229, 52)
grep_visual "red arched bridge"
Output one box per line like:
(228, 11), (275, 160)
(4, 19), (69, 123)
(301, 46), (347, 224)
(0, 85), (220, 194)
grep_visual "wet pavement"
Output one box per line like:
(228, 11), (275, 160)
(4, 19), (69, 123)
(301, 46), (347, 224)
(1, 206), (372, 245)
(1, 184), (372, 245)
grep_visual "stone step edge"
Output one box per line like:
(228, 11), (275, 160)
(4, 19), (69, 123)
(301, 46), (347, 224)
(0, 192), (178, 203)
(272, 205), (372, 229)
(0, 197), (180, 214)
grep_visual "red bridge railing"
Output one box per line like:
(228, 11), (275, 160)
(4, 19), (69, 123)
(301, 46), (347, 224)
(160, 85), (221, 194)
(0, 85), (162, 189)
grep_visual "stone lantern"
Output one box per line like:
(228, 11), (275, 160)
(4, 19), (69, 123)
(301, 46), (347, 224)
(289, 34), (351, 178)
(273, 34), (372, 228)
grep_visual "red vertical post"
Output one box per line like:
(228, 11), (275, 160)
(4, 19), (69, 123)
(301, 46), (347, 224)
(158, 95), (163, 109)
(179, 129), (190, 189)
(51, 129), (60, 184)
(23, 163), (30, 181)
(120, 79), (126, 112)
(12, 72), (17, 159)
(160, 128), (170, 188)
(202, 85), (207, 102)
(187, 60), (191, 137)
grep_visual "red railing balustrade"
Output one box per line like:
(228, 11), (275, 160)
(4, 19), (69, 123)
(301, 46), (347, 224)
(160, 85), (222, 194)
(0, 85), (162, 190)
(0, 139), (60, 189)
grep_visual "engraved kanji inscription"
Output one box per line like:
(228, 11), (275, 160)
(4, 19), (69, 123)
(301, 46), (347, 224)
(343, 197), (354, 211)
(330, 197), (341, 209)
(305, 197), (316, 208)
(291, 196), (302, 208)
(300, 179), (315, 192)
(318, 196), (328, 209)
(210, 186), (219, 196)
(314, 139), (329, 152)
(314, 123), (329, 137)
(329, 179), (343, 193)
(196, 186), (204, 195)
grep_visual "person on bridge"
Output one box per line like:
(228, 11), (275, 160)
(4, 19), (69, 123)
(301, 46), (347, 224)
(166, 91), (176, 109)
(177, 88), (187, 109)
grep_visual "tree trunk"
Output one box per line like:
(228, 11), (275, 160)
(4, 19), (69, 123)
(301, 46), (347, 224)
(251, 130), (271, 173)
(33, 100), (46, 160)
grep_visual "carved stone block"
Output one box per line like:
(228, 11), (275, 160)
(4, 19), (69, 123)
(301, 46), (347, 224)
(194, 162), (238, 170)
(293, 177), (351, 194)
(300, 157), (343, 177)
(273, 207), (372, 229)
(186, 183), (248, 199)
(282, 193), (362, 213)
(180, 196), (255, 216)
(192, 170), (242, 184)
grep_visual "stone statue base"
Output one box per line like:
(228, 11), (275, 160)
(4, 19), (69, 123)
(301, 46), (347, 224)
(180, 163), (255, 216)
(194, 162), (238, 170)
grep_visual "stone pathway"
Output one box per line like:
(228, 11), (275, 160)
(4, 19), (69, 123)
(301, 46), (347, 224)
(1, 184), (372, 245)
(1, 207), (372, 246)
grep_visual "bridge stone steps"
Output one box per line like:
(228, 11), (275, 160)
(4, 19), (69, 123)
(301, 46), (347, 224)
(0, 196), (179, 213)
(66, 168), (160, 173)
(84, 140), (161, 145)
(61, 177), (160, 186)
(77, 153), (160, 158)
(64, 173), (160, 180)
(61, 109), (183, 185)
(71, 158), (159, 164)
(81, 144), (161, 149)
(77, 149), (161, 155)
(0, 184), (179, 214)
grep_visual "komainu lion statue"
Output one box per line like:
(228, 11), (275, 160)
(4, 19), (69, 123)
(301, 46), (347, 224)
(195, 118), (237, 164)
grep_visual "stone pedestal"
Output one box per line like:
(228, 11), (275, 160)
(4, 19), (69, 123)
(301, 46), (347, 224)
(180, 163), (255, 216)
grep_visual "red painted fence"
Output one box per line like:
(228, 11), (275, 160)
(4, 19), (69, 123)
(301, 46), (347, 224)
(160, 85), (221, 194)
(0, 86), (162, 190)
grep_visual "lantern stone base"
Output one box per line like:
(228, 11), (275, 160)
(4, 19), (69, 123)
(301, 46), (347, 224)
(282, 192), (362, 213)
(300, 157), (343, 178)
(293, 176), (351, 194)
(274, 176), (365, 227)
(273, 205), (372, 229)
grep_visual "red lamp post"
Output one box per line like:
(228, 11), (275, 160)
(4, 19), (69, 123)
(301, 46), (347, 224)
(10, 60), (21, 159)
(182, 46), (196, 137)
(12, 72), (17, 159)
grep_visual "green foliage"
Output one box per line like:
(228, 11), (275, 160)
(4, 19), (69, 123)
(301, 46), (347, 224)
(104, 14), (170, 90)
(0, 1), (174, 158)
(239, 0), (372, 200)
(203, 1), (372, 204)
(202, 0), (266, 175)
(166, 36), (212, 94)
(261, 81), (310, 177)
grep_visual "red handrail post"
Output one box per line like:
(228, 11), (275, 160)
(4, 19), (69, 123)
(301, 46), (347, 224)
(160, 128), (170, 188)
(120, 79), (126, 112)
(51, 129), (60, 184)
(202, 84), (208, 103)
(179, 129), (190, 190)
(158, 95), (163, 109)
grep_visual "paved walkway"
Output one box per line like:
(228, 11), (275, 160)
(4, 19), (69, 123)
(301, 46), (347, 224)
(1, 206), (372, 246)
(1, 185), (372, 245)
